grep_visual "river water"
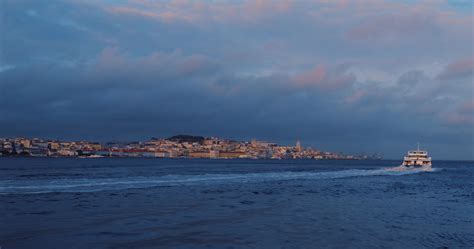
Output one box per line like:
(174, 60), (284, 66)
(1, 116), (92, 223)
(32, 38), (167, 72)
(0, 158), (473, 248)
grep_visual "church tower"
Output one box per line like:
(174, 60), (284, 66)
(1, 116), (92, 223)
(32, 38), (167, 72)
(296, 140), (302, 152)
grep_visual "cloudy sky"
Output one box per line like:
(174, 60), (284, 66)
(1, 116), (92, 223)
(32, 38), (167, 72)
(0, 0), (473, 159)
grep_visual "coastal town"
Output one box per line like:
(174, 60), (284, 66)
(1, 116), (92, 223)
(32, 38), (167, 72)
(0, 135), (381, 160)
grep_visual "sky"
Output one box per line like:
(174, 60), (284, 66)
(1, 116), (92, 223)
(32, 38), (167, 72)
(0, 0), (473, 159)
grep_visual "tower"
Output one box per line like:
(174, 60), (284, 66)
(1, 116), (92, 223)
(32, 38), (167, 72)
(296, 140), (302, 152)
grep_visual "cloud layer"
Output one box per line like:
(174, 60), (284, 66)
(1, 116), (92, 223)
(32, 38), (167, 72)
(0, 0), (473, 159)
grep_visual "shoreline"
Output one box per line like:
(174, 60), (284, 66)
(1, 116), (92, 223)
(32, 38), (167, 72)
(0, 154), (376, 160)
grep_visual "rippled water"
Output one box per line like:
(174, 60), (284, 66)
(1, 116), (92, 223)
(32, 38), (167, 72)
(0, 158), (473, 248)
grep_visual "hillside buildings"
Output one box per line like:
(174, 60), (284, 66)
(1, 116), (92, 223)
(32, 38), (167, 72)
(0, 136), (380, 160)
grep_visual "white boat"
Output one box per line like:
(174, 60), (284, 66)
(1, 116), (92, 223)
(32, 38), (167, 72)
(78, 154), (104, 158)
(401, 143), (432, 167)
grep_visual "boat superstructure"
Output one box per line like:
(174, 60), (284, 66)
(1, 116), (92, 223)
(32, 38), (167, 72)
(402, 143), (432, 167)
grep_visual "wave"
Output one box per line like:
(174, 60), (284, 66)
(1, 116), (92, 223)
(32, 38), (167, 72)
(0, 167), (437, 194)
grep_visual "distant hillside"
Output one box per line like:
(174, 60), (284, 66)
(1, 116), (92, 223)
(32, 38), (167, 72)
(166, 135), (205, 144)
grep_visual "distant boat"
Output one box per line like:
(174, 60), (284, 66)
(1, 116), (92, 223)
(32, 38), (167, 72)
(78, 155), (104, 158)
(401, 143), (432, 167)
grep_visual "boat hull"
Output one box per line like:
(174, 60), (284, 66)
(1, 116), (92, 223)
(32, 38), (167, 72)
(402, 162), (432, 167)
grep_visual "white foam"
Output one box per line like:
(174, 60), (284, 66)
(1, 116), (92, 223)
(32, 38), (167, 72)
(384, 165), (436, 172)
(0, 167), (436, 194)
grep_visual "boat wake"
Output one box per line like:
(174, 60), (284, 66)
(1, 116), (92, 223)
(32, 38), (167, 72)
(0, 167), (437, 194)
(384, 165), (435, 172)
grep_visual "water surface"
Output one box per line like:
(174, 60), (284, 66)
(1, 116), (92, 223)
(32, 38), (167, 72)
(1, 158), (473, 248)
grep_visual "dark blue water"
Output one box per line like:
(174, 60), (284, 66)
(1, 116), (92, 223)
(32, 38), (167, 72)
(1, 158), (473, 248)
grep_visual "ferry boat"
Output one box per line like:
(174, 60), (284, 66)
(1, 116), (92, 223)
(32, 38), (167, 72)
(401, 143), (432, 167)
